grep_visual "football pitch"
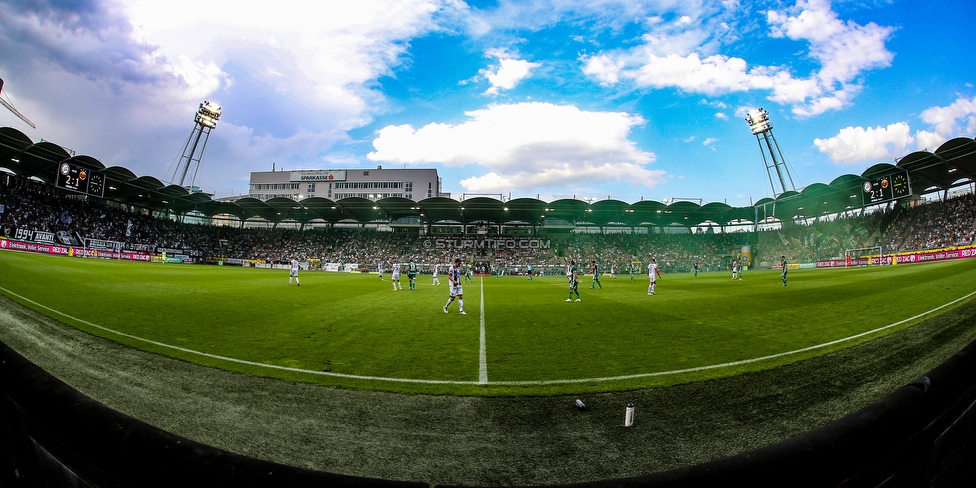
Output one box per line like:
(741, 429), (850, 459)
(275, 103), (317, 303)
(2, 249), (976, 396)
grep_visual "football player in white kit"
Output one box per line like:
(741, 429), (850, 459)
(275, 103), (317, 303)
(289, 257), (301, 286)
(443, 258), (466, 315)
(391, 259), (402, 290)
(431, 263), (441, 285)
(647, 258), (662, 295)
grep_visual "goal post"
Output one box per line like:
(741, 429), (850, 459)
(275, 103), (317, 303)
(844, 246), (884, 267)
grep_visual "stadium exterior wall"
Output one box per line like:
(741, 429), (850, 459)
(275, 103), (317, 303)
(1, 337), (975, 488)
(247, 167), (448, 202)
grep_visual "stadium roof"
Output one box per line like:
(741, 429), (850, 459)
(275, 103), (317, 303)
(2, 126), (974, 229)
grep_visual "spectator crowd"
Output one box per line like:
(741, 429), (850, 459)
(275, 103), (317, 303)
(3, 181), (975, 273)
(883, 193), (976, 252)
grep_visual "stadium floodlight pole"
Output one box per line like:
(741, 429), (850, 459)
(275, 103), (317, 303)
(172, 101), (221, 189)
(0, 77), (37, 129)
(745, 108), (796, 197)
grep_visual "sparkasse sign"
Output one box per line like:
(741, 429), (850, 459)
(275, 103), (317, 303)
(289, 170), (347, 182)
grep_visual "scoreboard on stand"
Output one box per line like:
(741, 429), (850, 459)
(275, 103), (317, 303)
(55, 162), (106, 197)
(862, 168), (910, 205)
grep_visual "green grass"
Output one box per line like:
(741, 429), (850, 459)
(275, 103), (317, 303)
(2, 249), (976, 395)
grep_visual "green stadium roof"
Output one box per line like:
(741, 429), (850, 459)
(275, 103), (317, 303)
(2, 126), (974, 229)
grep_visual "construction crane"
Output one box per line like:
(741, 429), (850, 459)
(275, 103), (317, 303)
(0, 77), (37, 129)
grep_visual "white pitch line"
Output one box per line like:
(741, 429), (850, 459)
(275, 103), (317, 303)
(2, 284), (975, 387)
(479, 277), (488, 384)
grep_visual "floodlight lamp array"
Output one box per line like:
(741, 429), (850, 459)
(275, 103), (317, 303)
(745, 108), (771, 135)
(195, 101), (222, 129)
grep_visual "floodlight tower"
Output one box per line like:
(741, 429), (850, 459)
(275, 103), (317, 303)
(745, 108), (795, 197)
(172, 101), (221, 189)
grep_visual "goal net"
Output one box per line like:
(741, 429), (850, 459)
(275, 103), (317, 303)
(843, 246), (885, 267)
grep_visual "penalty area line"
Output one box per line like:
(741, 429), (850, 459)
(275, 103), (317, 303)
(2, 285), (975, 387)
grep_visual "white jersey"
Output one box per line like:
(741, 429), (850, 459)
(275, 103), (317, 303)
(392, 263), (401, 278)
(290, 259), (300, 277)
(432, 264), (439, 277)
(448, 264), (462, 283)
(448, 264), (464, 296)
(647, 262), (658, 282)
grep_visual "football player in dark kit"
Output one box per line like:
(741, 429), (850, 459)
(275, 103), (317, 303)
(781, 255), (788, 287)
(566, 260), (580, 302)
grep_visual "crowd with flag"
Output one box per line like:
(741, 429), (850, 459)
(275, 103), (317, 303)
(2, 182), (975, 273)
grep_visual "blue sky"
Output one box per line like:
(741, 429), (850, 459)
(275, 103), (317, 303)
(0, 0), (974, 206)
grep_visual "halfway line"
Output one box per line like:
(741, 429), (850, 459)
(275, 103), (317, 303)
(479, 277), (488, 384)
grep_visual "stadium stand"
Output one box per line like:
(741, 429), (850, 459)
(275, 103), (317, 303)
(883, 193), (976, 252)
(4, 180), (976, 271)
(756, 211), (887, 266)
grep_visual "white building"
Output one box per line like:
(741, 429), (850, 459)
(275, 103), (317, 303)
(248, 166), (449, 202)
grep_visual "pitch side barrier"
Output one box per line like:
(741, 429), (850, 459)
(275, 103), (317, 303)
(2, 341), (976, 487)
(0, 237), (154, 262)
(0, 237), (201, 263)
(817, 247), (976, 269)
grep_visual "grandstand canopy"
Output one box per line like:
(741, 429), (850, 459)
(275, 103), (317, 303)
(2, 126), (974, 229)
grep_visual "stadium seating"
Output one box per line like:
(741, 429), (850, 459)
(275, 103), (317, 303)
(3, 181), (975, 271)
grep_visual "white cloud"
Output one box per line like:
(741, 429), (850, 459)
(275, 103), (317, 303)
(629, 52), (761, 96)
(120, 0), (460, 129)
(0, 0), (462, 195)
(481, 57), (541, 95)
(461, 172), (512, 192)
(702, 137), (718, 146)
(919, 95), (976, 137)
(165, 55), (227, 99)
(0, 1), (195, 92)
(813, 95), (976, 165)
(734, 106), (753, 119)
(767, 0), (893, 88)
(914, 130), (946, 152)
(582, 39), (784, 99)
(368, 102), (663, 192)
(583, 0), (894, 117)
(813, 122), (913, 165)
(765, 71), (821, 105)
(700, 99), (728, 109)
(581, 54), (622, 85)
(767, 0), (893, 116)
(791, 89), (849, 118)
(463, 0), (691, 34)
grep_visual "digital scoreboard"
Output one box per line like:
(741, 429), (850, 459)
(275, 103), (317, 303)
(862, 168), (909, 205)
(56, 162), (106, 197)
